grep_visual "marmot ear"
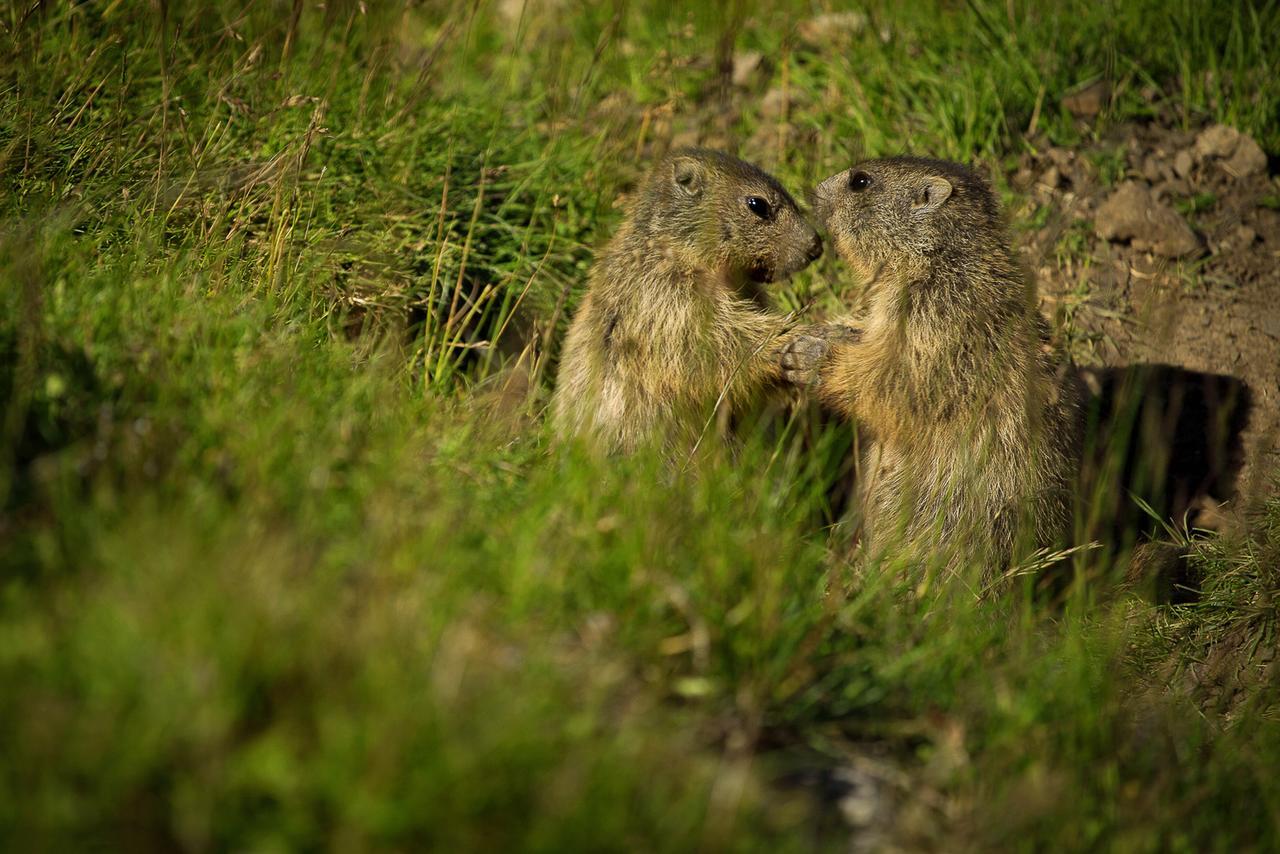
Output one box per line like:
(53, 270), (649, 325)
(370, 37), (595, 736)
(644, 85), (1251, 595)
(913, 175), (953, 213)
(672, 157), (705, 198)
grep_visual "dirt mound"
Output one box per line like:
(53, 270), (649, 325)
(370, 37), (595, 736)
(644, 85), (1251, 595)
(1012, 118), (1280, 519)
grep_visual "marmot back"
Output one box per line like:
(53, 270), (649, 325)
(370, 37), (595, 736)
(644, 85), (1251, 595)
(783, 156), (1081, 579)
(552, 149), (822, 457)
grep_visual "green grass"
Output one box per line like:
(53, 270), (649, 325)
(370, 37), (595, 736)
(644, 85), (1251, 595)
(1175, 190), (1220, 219)
(2, 0), (1279, 849)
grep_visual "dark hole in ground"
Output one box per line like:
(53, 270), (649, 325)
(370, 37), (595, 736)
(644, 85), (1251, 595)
(1077, 363), (1252, 600)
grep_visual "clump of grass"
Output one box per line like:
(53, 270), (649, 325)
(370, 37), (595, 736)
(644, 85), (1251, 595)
(1175, 191), (1219, 218)
(1087, 146), (1129, 186)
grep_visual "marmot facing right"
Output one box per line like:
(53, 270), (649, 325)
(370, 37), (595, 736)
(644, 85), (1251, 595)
(782, 157), (1081, 580)
(553, 148), (823, 457)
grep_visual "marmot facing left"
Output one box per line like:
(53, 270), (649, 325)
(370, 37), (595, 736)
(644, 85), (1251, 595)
(552, 148), (823, 457)
(782, 157), (1081, 579)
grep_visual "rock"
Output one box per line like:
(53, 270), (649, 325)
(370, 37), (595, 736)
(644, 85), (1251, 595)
(1141, 155), (1164, 183)
(1173, 149), (1194, 179)
(1094, 181), (1201, 258)
(834, 765), (888, 828)
(1047, 146), (1075, 169)
(1062, 79), (1110, 118)
(1236, 224), (1257, 246)
(1194, 124), (1240, 159)
(1194, 124), (1269, 177)
(796, 11), (867, 46)
(731, 51), (764, 88)
(1226, 135), (1268, 178)
(760, 87), (802, 120)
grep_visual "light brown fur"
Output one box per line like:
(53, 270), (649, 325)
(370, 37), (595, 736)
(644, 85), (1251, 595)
(552, 149), (822, 457)
(783, 157), (1081, 579)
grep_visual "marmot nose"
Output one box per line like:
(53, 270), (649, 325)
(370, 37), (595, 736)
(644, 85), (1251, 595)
(807, 234), (823, 261)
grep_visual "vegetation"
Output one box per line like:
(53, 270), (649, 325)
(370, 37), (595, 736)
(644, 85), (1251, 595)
(1, 0), (1277, 849)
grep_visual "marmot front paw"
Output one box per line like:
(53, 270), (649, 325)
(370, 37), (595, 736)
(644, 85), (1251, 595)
(779, 324), (858, 384)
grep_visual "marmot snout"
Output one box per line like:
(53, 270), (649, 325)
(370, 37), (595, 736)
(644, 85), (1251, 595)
(639, 148), (822, 285)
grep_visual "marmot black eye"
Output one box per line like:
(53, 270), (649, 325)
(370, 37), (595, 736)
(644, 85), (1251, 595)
(745, 196), (772, 219)
(849, 171), (872, 192)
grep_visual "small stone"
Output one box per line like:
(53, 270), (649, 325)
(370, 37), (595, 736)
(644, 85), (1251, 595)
(1194, 124), (1240, 159)
(1062, 79), (1110, 118)
(1047, 147), (1074, 169)
(731, 51), (764, 88)
(1038, 165), (1061, 190)
(1173, 149), (1194, 178)
(1225, 134), (1268, 177)
(796, 11), (867, 46)
(832, 766), (887, 828)
(1095, 181), (1201, 258)
(759, 87), (800, 120)
(1141, 155), (1163, 183)
(1194, 124), (1268, 178)
(1236, 224), (1257, 245)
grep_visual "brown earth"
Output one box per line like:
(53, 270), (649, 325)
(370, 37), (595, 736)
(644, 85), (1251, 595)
(1010, 118), (1280, 522)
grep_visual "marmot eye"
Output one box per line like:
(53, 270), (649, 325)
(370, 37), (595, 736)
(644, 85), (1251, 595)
(745, 196), (772, 219)
(849, 171), (872, 191)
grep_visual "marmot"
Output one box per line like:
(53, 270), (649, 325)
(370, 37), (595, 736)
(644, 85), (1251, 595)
(781, 157), (1081, 580)
(552, 148), (823, 456)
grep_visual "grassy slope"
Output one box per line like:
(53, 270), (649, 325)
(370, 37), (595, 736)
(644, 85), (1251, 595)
(1, 0), (1278, 849)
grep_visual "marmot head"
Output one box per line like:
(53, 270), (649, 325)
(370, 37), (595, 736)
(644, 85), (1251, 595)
(812, 157), (1000, 282)
(638, 148), (822, 284)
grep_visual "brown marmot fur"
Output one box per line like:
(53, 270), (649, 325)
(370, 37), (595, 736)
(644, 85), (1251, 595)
(782, 157), (1081, 580)
(552, 148), (823, 457)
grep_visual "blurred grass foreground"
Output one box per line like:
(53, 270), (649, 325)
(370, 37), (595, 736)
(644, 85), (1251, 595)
(2, 1), (1279, 850)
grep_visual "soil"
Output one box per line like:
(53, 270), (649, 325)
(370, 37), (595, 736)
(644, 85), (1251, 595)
(1010, 116), (1280, 520)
